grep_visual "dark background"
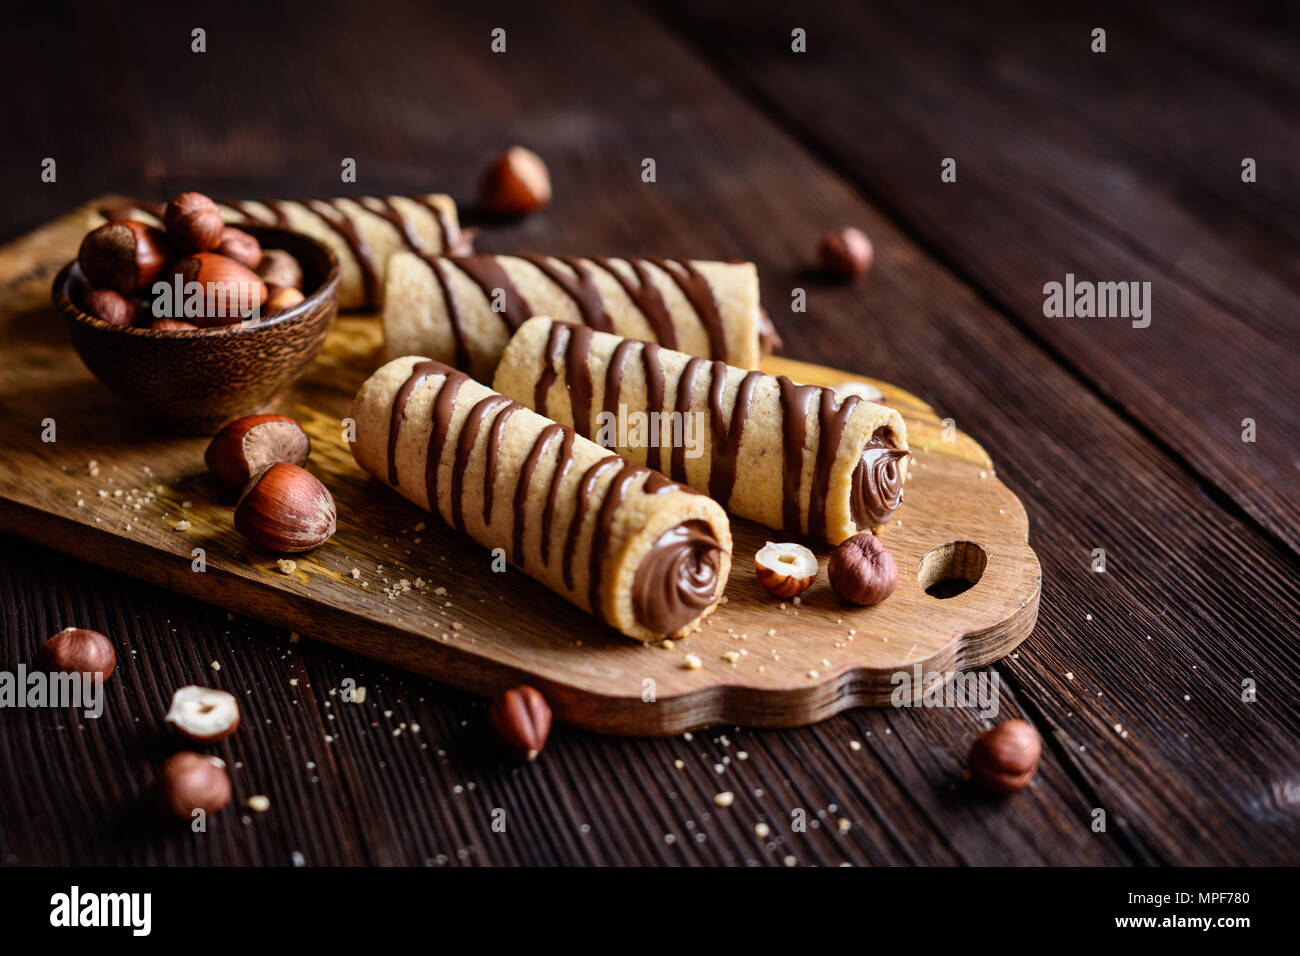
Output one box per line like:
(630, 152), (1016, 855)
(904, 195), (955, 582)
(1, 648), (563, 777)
(1, 0), (1297, 865)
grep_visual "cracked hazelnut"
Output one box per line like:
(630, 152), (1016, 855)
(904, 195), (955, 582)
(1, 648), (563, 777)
(84, 288), (137, 327)
(818, 226), (874, 279)
(490, 685), (552, 760)
(163, 192), (224, 254)
(481, 146), (551, 217)
(78, 221), (170, 295)
(205, 414), (311, 490)
(828, 532), (897, 605)
(165, 685), (241, 741)
(969, 719), (1041, 794)
(255, 249), (303, 291)
(38, 627), (115, 679)
(156, 752), (232, 821)
(754, 541), (818, 598)
(214, 226), (262, 269)
(234, 462), (337, 552)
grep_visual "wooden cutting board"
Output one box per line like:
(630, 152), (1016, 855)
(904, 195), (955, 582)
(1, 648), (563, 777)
(0, 200), (1040, 734)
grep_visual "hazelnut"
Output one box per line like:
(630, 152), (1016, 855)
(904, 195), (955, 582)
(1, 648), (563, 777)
(84, 288), (137, 327)
(205, 414), (311, 490)
(78, 221), (170, 295)
(490, 685), (552, 760)
(165, 685), (241, 741)
(969, 720), (1042, 794)
(754, 541), (818, 598)
(828, 532), (897, 605)
(234, 462), (337, 552)
(480, 146), (551, 216)
(151, 317), (198, 331)
(37, 627), (115, 679)
(214, 226), (262, 269)
(163, 192), (224, 254)
(818, 226), (874, 279)
(156, 752), (232, 821)
(176, 252), (269, 326)
(265, 286), (306, 314)
(255, 249), (303, 291)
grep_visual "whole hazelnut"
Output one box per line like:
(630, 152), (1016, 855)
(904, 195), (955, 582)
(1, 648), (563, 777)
(754, 541), (818, 598)
(480, 146), (552, 217)
(84, 288), (137, 327)
(163, 192), (224, 254)
(828, 532), (897, 605)
(215, 226), (262, 270)
(156, 752), (232, 821)
(205, 414), (312, 490)
(165, 685), (241, 742)
(489, 685), (552, 760)
(78, 221), (170, 295)
(265, 286), (306, 315)
(818, 226), (874, 279)
(177, 252), (269, 326)
(151, 317), (198, 331)
(969, 719), (1042, 794)
(255, 249), (303, 291)
(37, 627), (115, 679)
(234, 462), (337, 552)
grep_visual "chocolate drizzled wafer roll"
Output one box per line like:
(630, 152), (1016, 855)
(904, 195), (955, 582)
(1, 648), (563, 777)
(494, 318), (910, 545)
(382, 252), (771, 381)
(98, 194), (463, 312)
(349, 356), (732, 642)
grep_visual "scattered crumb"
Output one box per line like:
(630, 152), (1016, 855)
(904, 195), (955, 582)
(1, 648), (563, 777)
(247, 795), (271, 813)
(754, 822), (771, 838)
(349, 568), (362, 579)
(1065, 672), (1074, 681)
(713, 791), (734, 808)
(661, 638), (674, 649)
(683, 653), (702, 670)
(210, 661), (221, 672)
(277, 559), (298, 574)
(173, 520), (191, 532)
(722, 651), (739, 665)
(838, 818), (851, 834)
(850, 740), (862, 751)
(807, 669), (819, 679)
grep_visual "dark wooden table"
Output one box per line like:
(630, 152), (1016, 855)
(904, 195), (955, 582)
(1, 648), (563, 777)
(2, 0), (1297, 866)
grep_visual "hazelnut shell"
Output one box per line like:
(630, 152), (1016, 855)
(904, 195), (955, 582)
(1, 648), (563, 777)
(828, 532), (897, 605)
(163, 192), (224, 254)
(969, 720), (1042, 794)
(490, 685), (552, 760)
(215, 226), (262, 269)
(78, 221), (170, 295)
(156, 752), (232, 821)
(819, 226), (874, 279)
(234, 462), (336, 553)
(37, 627), (116, 679)
(481, 146), (552, 216)
(205, 414), (312, 490)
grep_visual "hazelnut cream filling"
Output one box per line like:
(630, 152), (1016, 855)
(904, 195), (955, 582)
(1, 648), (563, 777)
(632, 521), (723, 633)
(851, 428), (909, 528)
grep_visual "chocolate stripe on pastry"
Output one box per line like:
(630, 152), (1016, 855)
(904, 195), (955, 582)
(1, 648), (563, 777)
(494, 318), (910, 545)
(381, 252), (770, 381)
(348, 356), (732, 642)
(97, 194), (463, 312)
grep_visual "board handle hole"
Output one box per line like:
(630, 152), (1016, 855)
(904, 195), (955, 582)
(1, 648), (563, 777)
(918, 541), (987, 599)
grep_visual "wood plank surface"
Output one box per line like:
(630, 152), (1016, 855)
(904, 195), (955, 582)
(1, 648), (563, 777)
(659, 0), (1300, 553)
(0, 209), (1042, 733)
(1, 0), (1296, 865)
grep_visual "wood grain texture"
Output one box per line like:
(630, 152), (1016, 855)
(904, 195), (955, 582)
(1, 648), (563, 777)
(0, 200), (1041, 734)
(0, 0), (1296, 866)
(659, 0), (1300, 553)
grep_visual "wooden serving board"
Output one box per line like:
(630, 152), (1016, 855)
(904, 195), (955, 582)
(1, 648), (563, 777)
(0, 201), (1041, 734)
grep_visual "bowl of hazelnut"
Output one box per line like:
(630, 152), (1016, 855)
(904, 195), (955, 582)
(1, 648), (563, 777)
(51, 191), (340, 434)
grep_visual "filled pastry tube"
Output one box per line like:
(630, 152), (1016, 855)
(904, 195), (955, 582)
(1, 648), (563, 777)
(98, 194), (463, 311)
(349, 356), (732, 642)
(494, 318), (910, 545)
(382, 252), (773, 381)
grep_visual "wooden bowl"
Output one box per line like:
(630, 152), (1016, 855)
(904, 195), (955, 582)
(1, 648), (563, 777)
(52, 226), (339, 434)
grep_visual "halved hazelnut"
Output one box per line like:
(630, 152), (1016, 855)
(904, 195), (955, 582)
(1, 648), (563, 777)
(754, 541), (818, 598)
(205, 414), (311, 490)
(165, 685), (241, 742)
